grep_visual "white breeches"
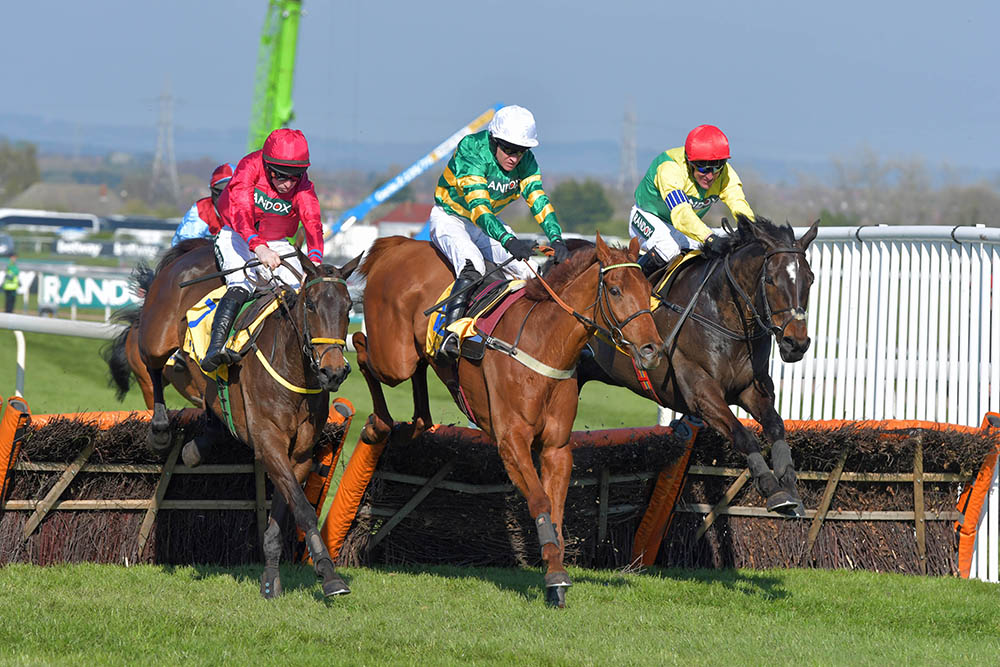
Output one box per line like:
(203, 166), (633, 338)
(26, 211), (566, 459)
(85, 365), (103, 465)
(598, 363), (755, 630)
(628, 205), (700, 263)
(214, 227), (303, 293)
(429, 205), (533, 280)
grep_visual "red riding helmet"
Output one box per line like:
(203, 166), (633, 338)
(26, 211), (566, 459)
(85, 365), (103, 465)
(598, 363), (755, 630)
(262, 128), (311, 176)
(210, 163), (234, 189)
(684, 125), (731, 161)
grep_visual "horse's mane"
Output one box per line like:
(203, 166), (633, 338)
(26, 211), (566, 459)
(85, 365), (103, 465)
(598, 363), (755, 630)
(727, 214), (797, 256)
(523, 245), (602, 301)
(153, 237), (212, 275)
(360, 236), (410, 278)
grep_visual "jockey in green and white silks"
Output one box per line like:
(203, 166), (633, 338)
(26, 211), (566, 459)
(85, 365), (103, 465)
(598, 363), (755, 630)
(630, 125), (754, 272)
(429, 104), (569, 362)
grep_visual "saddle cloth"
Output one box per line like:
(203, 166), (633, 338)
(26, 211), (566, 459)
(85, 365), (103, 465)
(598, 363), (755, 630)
(649, 250), (702, 311)
(183, 286), (282, 381)
(425, 279), (526, 359)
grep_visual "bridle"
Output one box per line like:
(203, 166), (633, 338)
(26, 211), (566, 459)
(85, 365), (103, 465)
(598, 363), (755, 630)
(527, 260), (653, 352)
(724, 244), (808, 342)
(275, 275), (349, 383)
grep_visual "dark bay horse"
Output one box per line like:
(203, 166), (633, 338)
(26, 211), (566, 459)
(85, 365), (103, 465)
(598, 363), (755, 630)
(355, 234), (663, 606)
(136, 248), (357, 598)
(579, 215), (819, 514)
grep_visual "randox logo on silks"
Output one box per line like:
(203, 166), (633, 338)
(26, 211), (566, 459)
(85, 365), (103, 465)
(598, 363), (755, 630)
(690, 195), (720, 212)
(630, 211), (654, 240)
(254, 189), (293, 216)
(488, 178), (520, 194)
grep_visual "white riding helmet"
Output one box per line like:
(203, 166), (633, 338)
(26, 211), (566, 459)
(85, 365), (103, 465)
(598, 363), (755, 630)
(487, 105), (539, 148)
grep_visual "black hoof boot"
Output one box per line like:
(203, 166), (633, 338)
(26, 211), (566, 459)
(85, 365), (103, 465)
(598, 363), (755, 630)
(765, 489), (800, 515)
(322, 571), (351, 597)
(260, 566), (283, 599)
(146, 428), (172, 455)
(544, 571), (571, 608)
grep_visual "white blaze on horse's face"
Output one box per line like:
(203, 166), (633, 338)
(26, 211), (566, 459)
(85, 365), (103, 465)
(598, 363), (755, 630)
(784, 259), (797, 285)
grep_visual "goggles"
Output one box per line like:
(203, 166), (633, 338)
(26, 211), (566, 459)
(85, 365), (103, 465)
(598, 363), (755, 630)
(495, 139), (528, 157)
(690, 160), (727, 174)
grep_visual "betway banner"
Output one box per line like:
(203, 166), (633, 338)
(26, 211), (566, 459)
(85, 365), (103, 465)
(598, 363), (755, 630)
(54, 239), (163, 259)
(39, 274), (140, 308)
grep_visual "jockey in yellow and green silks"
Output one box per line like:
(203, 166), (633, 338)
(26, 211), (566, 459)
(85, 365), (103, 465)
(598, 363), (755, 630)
(630, 124), (754, 275)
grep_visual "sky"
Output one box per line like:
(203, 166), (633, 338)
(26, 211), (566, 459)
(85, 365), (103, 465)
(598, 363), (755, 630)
(4, 0), (999, 175)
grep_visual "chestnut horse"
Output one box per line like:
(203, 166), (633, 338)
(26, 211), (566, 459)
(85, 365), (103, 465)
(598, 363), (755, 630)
(578, 215), (819, 514)
(135, 246), (357, 598)
(355, 234), (663, 606)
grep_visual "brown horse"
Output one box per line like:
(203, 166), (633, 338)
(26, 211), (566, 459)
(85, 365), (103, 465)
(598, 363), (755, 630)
(104, 305), (206, 410)
(136, 246), (358, 598)
(355, 234), (662, 606)
(578, 215), (819, 514)
(103, 239), (216, 410)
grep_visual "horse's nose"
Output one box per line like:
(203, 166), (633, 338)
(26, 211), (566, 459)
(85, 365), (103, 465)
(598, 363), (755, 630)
(318, 363), (350, 391)
(779, 336), (811, 363)
(638, 343), (662, 370)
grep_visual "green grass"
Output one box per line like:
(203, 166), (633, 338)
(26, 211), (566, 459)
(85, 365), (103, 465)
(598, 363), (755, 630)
(0, 563), (997, 664)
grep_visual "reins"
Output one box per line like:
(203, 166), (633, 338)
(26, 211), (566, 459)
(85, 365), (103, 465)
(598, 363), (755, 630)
(260, 268), (348, 394)
(659, 242), (807, 345)
(524, 259), (651, 352)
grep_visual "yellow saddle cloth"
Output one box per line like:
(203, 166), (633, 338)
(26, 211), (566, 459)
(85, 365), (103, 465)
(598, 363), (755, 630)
(425, 279), (525, 358)
(183, 286), (282, 381)
(649, 251), (702, 311)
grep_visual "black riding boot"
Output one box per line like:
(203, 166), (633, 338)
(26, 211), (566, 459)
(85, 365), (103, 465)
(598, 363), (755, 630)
(201, 286), (249, 372)
(637, 251), (666, 280)
(437, 263), (481, 363)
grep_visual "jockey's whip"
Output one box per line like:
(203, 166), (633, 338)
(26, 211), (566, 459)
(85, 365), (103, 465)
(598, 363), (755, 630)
(422, 255), (519, 316)
(179, 252), (299, 288)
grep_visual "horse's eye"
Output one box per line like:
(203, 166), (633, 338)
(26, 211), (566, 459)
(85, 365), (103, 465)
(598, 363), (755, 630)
(609, 286), (621, 297)
(305, 300), (316, 312)
(764, 276), (775, 285)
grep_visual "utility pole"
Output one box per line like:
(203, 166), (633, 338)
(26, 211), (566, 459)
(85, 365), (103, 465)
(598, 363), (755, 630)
(151, 79), (180, 204)
(618, 101), (638, 194)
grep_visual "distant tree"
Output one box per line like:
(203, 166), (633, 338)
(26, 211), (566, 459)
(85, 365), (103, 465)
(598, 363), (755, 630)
(0, 138), (41, 203)
(549, 179), (614, 232)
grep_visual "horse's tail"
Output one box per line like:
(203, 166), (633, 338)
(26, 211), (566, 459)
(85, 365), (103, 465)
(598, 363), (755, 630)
(359, 236), (411, 277)
(102, 305), (141, 402)
(130, 260), (155, 294)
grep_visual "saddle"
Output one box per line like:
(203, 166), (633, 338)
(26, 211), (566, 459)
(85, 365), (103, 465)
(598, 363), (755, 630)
(426, 278), (527, 361)
(183, 286), (282, 381)
(649, 250), (701, 310)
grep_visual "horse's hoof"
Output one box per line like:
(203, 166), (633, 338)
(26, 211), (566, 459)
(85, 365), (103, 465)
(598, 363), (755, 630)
(146, 429), (172, 455)
(766, 490), (800, 515)
(181, 440), (202, 468)
(545, 584), (569, 608)
(322, 572), (351, 597)
(543, 571), (571, 608)
(260, 566), (282, 599)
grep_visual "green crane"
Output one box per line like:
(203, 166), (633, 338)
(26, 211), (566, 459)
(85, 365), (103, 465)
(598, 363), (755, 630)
(247, 0), (303, 152)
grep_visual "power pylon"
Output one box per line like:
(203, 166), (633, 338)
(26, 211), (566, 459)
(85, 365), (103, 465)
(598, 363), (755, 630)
(151, 80), (180, 203)
(618, 102), (638, 194)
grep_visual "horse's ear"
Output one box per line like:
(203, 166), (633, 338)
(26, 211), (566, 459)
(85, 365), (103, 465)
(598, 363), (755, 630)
(798, 219), (820, 250)
(595, 231), (612, 265)
(338, 252), (362, 280)
(738, 213), (758, 240)
(296, 247), (319, 280)
(627, 236), (640, 261)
